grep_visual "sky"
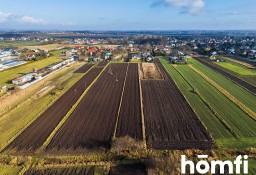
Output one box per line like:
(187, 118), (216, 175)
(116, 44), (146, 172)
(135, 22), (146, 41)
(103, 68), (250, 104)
(0, 0), (255, 30)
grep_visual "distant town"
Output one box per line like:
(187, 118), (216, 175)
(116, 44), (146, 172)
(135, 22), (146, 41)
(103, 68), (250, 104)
(0, 30), (256, 174)
(1, 31), (256, 90)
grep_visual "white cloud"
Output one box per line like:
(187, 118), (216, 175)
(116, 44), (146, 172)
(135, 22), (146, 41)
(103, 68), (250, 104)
(152, 0), (205, 15)
(0, 11), (47, 24)
(18, 15), (46, 24)
(0, 12), (12, 22)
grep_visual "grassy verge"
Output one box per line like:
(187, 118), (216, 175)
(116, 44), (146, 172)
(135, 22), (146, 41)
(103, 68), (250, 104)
(19, 164), (108, 175)
(0, 165), (22, 175)
(138, 64), (147, 149)
(248, 158), (256, 175)
(0, 41), (41, 47)
(51, 49), (67, 56)
(216, 138), (256, 149)
(129, 59), (142, 63)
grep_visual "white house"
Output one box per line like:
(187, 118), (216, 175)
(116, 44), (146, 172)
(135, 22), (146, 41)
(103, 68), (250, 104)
(12, 73), (36, 85)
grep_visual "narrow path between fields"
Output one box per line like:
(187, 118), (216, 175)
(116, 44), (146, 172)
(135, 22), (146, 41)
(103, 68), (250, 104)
(112, 63), (129, 140)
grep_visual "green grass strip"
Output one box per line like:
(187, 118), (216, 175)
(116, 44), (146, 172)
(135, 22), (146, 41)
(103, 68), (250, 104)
(189, 64), (256, 121)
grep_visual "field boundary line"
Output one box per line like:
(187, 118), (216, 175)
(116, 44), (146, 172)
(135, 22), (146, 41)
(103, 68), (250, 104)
(0, 66), (90, 152)
(169, 64), (219, 141)
(138, 63), (147, 149)
(18, 166), (30, 175)
(42, 162), (111, 169)
(189, 64), (256, 121)
(37, 63), (109, 153)
(164, 60), (239, 142)
(160, 60), (216, 144)
(154, 58), (165, 80)
(112, 63), (129, 140)
(195, 90), (239, 139)
(18, 157), (35, 175)
(29, 158), (146, 170)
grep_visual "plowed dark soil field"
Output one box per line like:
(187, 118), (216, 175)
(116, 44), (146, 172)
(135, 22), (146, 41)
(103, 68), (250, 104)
(24, 166), (95, 175)
(195, 58), (256, 94)
(97, 61), (108, 67)
(46, 63), (128, 151)
(4, 67), (103, 152)
(74, 64), (93, 73)
(116, 64), (142, 140)
(142, 58), (214, 150)
(109, 163), (147, 175)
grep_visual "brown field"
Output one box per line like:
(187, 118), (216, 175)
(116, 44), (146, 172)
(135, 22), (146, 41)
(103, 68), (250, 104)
(109, 163), (147, 175)
(46, 63), (128, 151)
(5, 60), (214, 153)
(24, 166), (95, 175)
(195, 58), (256, 94)
(4, 66), (103, 152)
(141, 59), (214, 150)
(97, 61), (108, 67)
(116, 64), (142, 140)
(74, 64), (93, 73)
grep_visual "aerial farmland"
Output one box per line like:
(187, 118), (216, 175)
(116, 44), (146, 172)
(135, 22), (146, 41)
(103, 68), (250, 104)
(0, 31), (256, 174)
(1, 54), (256, 174)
